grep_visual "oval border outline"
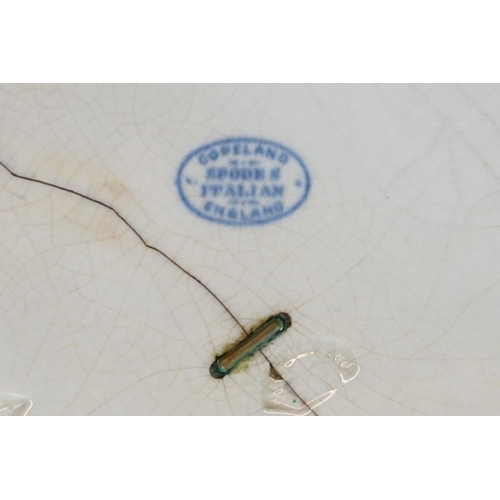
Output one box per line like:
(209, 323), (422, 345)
(175, 137), (311, 226)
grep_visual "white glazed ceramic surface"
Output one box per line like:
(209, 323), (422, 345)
(1, 84), (499, 415)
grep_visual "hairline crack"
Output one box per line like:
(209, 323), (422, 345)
(0, 160), (317, 416)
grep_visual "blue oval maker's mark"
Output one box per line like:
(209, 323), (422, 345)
(176, 137), (311, 226)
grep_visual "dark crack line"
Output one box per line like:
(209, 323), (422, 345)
(0, 160), (317, 416)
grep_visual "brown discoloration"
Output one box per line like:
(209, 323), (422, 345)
(13, 152), (137, 245)
(269, 365), (283, 380)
